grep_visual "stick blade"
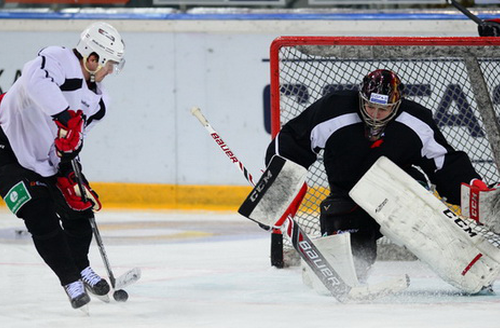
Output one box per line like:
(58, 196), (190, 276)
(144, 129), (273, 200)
(347, 274), (410, 302)
(115, 267), (142, 290)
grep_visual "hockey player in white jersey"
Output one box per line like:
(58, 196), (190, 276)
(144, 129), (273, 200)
(0, 22), (125, 309)
(266, 69), (498, 291)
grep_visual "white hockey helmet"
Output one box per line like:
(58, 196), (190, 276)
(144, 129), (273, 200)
(76, 22), (125, 74)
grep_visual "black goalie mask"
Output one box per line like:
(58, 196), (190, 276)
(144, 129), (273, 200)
(359, 69), (403, 140)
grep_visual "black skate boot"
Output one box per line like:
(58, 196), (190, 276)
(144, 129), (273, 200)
(64, 280), (91, 309)
(81, 266), (110, 296)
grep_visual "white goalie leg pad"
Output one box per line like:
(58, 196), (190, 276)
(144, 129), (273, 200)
(461, 183), (500, 234)
(302, 233), (360, 295)
(349, 156), (500, 294)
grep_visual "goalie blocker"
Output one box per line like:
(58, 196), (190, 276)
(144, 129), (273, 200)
(238, 155), (307, 228)
(350, 156), (500, 294)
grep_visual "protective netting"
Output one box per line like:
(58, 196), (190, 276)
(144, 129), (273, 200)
(271, 38), (500, 261)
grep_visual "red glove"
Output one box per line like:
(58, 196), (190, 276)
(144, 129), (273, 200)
(470, 178), (494, 191)
(56, 170), (102, 212)
(53, 109), (84, 161)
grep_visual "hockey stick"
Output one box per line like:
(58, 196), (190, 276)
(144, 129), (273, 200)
(190, 107), (285, 267)
(70, 159), (141, 302)
(190, 107), (410, 302)
(449, 0), (500, 37)
(449, 0), (483, 25)
(191, 108), (257, 187)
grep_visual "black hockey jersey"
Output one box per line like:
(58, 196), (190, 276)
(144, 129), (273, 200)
(266, 90), (480, 205)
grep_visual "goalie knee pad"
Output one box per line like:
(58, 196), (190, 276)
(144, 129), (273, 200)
(320, 195), (381, 277)
(319, 195), (359, 235)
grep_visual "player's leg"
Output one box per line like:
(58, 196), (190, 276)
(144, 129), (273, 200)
(350, 156), (500, 293)
(52, 187), (110, 297)
(0, 164), (90, 309)
(319, 195), (382, 283)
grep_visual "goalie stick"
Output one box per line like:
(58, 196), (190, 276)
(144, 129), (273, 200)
(190, 107), (285, 267)
(71, 159), (141, 302)
(191, 106), (410, 302)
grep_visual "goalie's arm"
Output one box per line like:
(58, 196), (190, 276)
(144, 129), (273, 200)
(266, 129), (317, 169)
(422, 151), (480, 205)
(392, 101), (481, 206)
(265, 98), (327, 168)
(420, 110), (482, 205)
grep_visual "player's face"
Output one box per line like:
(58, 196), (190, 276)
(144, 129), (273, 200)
(93, 61), (117, 82)
(84, 55), (121, 83)
(363, 103), (395, 121)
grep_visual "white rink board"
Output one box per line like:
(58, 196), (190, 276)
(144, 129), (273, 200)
(0, 18), (481, 185)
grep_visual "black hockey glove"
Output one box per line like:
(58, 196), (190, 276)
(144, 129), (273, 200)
(478, 19), (500, 37)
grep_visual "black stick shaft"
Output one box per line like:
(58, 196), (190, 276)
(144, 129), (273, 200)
(71, 159), (117, 288)
(450, 0), (483, 25)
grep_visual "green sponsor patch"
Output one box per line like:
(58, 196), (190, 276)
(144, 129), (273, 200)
(5, 181), (32, 214)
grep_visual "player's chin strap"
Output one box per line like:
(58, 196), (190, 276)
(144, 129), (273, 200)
(82, 57), (103, 83)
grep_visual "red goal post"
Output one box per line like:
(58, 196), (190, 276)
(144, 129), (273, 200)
(269, 36), (500, 265)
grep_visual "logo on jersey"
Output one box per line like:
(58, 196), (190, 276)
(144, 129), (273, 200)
(81, 100), (90, 108)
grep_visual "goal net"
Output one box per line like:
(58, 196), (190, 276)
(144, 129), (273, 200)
(269, 36), (500, 265)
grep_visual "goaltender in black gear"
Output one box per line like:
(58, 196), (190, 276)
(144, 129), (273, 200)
(265, 69), (483, 281)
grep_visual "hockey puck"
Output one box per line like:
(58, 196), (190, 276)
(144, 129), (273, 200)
(113, 289), (129, 302)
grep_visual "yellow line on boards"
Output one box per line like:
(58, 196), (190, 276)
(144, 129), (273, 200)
(90, 182), (253, 211)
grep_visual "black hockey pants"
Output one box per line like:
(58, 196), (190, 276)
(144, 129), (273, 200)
(0, 126), (93, 286)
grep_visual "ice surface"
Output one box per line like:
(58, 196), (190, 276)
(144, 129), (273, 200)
(0, 208), (498, 328)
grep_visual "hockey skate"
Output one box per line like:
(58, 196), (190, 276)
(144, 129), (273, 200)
(81, 266), (111, 302)
(64, 280), (90, 309)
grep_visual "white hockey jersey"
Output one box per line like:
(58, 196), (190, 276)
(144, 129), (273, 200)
(0, 46), (109, 177)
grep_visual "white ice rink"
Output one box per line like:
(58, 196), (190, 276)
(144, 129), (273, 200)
(0, 208), (499, 328)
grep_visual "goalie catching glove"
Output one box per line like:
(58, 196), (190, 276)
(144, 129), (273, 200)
(56, 161), (101, 212)
(53, 109), (85, 162)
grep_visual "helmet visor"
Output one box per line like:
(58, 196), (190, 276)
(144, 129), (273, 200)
(104, 58), (126, 75)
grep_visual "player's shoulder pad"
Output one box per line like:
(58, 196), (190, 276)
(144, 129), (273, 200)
(399, 98), (434, 122)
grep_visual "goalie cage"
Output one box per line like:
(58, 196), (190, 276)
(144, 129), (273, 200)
(268, 36), (500, 267)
